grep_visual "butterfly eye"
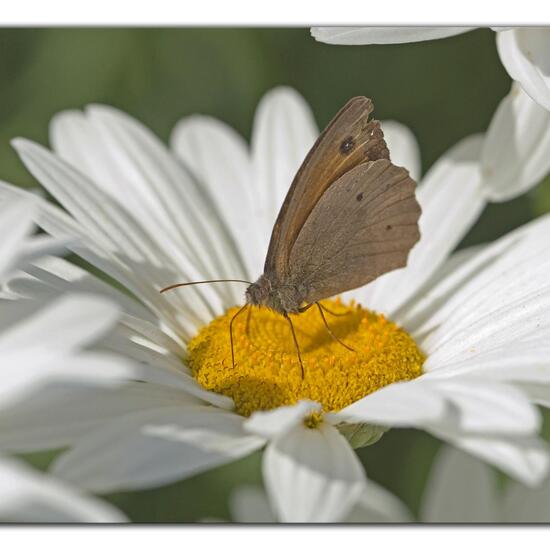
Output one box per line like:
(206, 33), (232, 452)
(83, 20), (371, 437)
(339, 136), (355, 154)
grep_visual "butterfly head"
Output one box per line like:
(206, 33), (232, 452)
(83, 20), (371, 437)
(246, 274), (305, 314)
(245, 275), (272, 307)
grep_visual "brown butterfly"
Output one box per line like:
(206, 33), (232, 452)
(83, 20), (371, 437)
(162, 97), (421, 376)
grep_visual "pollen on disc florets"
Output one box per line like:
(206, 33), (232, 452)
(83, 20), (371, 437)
(187, 299), (425, 417)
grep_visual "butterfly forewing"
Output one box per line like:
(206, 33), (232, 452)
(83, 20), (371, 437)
(264, 97), (390, 280)
(287, 159), (421, 303)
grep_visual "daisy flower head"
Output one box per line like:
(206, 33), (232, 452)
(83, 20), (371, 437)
(2, 87), (550, 522)
(311, 27), (550, 113)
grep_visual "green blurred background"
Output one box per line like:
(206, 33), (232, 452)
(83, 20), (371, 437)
(3, 27), (550, 522)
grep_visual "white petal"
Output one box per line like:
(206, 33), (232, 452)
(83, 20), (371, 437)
(406, 230), (525, 341)
(52, 406), (264, 492)
(425, 286), (550, 365)
(426, 341), (550, 383)
(0, 197), (35, 281)
(229, 485), (276, 523)
(88, 103), (247, 293)
(0, 352), (138, 413)
(431, 429), (550, 487)
(251, 87), (318, 251)
(347, 481), (413, 523)
(380, 120), (422, 181)
(50, 106), (190, 249)
(0, 381), (202, 453)
(0, 181), (166, 325)
(418, 214), (550, 351)
(497, 28), (550, 112)
(10, 139), (219, 334)
(358, 134), (485, 316)
(0, 296), (48, 336)
(50, 109), (139, 202)
(244, 400), (321, 439)
(0, 293), (119, 364)
(503, 474), (550, 522)
(0, 457), (127, 522)
(118, 312), (185, 356)
(229, 479), (413, 523)
(52, 105), (247, 300)
(311, 27), (474, 45)
(516, 382), (550, 408)
(398, 245), (485, 335)
(425, 378), (540, 435)
(171, 115), (262, 278)
(91, 328), (233, 410)
(17, 234), (74, 268)
(335, 380), (446, 428)
(263, 422), (366, 522)
(481, 83), (550, 201)
(14, 255), (155, 323)
(12, 138), (156, 264)
(420, 446), (499, 522)
(43, 116), (232, 333)
(1, 267), (229, 409)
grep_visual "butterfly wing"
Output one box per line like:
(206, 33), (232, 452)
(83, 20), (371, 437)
(288, 159), (421, 303)
(264, 96), (389, 280)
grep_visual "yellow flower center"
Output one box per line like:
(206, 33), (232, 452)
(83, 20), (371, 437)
(188, 299), (425, 417)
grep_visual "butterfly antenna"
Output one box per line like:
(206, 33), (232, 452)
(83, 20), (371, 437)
(229, 304), (249, 368)
(284, 313), (305, 380)
(316, 303), (355, 352)
(160, 279), (252, 293)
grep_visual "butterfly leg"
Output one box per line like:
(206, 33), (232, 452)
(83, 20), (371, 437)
(245, 305), (253, 338)
(229, 304), (249, 368)
(284, 312), (305, 379)
(319, 302), (352, 317)
(297, 303), (315, 314)
(316, 302), (355, 352)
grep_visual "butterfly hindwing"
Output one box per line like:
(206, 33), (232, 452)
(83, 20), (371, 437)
(287, 159), (421, 303)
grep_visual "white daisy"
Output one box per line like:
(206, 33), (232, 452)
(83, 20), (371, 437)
(421, 445), (550, 523)
(0, 456), (127, 523)
(0, 196), (133, 523)
(1, 88), (550, 522)
(311, 27), (550, 112)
